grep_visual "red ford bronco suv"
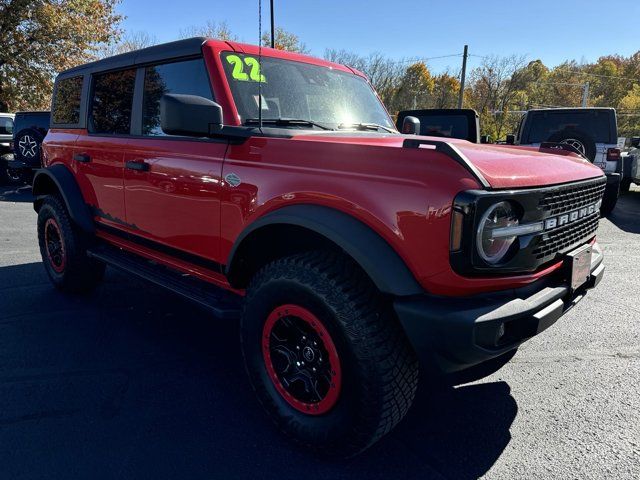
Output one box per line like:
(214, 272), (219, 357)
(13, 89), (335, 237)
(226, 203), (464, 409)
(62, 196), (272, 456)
(34, 38), (605, 456)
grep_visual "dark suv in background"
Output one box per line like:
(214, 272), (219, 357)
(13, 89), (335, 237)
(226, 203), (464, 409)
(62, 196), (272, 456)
(0, 111), (50, 185)
(507, 108), (622, 214)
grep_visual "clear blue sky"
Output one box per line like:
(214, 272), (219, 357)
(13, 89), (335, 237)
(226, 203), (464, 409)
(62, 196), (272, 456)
(118, 0), (640, 71)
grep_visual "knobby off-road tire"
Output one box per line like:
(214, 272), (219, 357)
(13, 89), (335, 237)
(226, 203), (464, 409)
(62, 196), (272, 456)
(241, 251), (419, 457)
(37, 195), (105, 293)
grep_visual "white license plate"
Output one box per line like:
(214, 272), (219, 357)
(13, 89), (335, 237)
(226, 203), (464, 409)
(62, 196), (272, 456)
(567, 244), (592, 290)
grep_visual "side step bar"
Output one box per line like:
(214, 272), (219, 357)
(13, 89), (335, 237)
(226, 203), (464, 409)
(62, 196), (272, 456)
(87, 244), (242, 320)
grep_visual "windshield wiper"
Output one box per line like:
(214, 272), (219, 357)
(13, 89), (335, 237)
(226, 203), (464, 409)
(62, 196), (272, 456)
(338, 122), (396, 133)
(245, 118), (334, 131)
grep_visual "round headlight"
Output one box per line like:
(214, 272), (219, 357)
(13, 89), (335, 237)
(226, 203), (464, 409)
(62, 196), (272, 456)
(476, 201), (519, 264)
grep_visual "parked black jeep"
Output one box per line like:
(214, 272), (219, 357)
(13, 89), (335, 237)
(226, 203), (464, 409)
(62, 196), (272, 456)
(396, 108), (488, 143)
(1, 111), (51, 185)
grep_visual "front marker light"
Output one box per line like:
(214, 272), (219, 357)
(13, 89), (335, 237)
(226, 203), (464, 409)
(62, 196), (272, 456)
(450, 209), (464, 251)
(476, 201), (519, 264)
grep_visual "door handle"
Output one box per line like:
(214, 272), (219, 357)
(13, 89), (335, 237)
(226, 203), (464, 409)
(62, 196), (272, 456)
(73, 153), (90, 163)
(125, 160), (150, 171)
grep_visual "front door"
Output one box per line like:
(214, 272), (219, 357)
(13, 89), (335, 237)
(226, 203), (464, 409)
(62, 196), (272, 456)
(123, 58), (226, 264)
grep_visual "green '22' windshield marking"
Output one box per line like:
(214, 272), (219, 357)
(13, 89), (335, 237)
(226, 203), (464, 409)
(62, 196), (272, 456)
(226, 54), (266, 82)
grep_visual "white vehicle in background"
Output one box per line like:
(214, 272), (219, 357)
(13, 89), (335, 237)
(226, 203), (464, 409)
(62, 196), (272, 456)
(621, 136), (640, 193)
(506, 108), (622, 215)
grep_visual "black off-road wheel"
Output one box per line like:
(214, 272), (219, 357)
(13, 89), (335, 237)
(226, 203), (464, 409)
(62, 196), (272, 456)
(241, 251), (419, 457)
(37, 195), (105, 293)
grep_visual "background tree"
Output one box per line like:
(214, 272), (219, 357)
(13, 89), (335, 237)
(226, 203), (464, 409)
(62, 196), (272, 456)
(99, 30), (157, 57)
(180, 20), (237, 41)
(262, 27), (309, 53)
(391, 62), (434, 112)
(0, 0), (122, 111)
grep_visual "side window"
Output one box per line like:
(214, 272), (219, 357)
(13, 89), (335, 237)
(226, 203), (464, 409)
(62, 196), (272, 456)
(52, 76), (83, 125)
(0, 117), (13, 135)
(142, 58), (213, 136)
(89, 69), (136, 135)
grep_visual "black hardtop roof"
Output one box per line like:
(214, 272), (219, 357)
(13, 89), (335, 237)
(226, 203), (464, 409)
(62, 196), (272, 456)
(527, 107), (615, 113)
(57, 37), (209, 78)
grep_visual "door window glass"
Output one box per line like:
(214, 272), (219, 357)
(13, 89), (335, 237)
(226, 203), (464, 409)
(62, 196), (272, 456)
(142, 59), (213, 136)
(90, 69), (136, 135)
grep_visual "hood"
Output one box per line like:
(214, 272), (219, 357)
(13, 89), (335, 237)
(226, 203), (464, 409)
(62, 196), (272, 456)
(293, 132), (604, 189)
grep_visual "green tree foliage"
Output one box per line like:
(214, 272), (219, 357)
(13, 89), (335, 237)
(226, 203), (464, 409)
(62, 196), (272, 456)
(392, 62), (435, 111)
(261, 27), (309, 54)
(0, 0), (122, 111)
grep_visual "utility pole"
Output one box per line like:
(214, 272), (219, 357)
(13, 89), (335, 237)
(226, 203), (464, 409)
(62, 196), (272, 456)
(270, 0), (275, 48)
(458, 45), (468, 109)
(581, 82), (589, 107)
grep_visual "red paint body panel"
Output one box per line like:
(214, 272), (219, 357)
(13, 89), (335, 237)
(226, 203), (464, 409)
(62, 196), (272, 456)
(43, 41), (605, 298)
(122, 137), (227, 262)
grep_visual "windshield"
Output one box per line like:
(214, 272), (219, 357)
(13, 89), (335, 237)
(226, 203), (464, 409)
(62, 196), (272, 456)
(221, 52), (394, 130)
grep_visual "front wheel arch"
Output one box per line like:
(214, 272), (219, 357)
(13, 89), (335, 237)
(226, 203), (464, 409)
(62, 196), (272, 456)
(225, 204), (423, 297)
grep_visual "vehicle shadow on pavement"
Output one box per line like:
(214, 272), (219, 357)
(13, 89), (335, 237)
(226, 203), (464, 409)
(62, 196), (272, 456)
(607, 188), (640, 234)
(0, 261), (516, 480)
(0, 185), (33, 203)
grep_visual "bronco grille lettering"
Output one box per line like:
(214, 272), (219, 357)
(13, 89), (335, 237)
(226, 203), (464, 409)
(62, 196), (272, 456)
(544, 202), (598, 231)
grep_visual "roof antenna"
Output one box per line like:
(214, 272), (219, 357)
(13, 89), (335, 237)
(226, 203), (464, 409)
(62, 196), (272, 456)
(258, 0), (263, 133)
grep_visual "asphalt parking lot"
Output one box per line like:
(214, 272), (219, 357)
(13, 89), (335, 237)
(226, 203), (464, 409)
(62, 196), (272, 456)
(0, 184), (638, 480)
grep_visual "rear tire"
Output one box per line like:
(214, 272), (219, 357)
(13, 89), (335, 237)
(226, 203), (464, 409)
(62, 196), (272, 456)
(620, 179), (632, 194)
(37, 195), (105, 293)
(0, 154), (23, 185)
(241, 251), (419, 457)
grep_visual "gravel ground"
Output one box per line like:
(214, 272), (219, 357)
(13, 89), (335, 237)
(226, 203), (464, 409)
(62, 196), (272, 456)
(0, 184), (638, 480)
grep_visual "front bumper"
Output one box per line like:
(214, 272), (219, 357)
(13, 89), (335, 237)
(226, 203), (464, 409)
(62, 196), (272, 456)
(394, 243), (604, 374)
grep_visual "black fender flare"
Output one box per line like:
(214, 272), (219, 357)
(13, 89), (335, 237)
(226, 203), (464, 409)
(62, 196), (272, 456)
(32, 165), (95, 233)
(226, 204), (423, 296)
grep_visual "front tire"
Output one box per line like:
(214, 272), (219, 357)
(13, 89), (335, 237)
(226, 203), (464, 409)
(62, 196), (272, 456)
(241, 251), (419, 457)
(37, 195), (105, 293)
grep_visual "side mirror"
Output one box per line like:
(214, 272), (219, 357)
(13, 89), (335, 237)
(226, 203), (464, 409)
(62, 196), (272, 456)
(631, 137), (640, 148)
(505, 134), (516, 145)
(480, 135), (491, 144)
(160, 94), (223, 137)
(401, 116), (420, 135)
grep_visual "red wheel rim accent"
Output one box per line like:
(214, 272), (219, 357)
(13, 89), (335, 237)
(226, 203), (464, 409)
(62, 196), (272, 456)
(262, 304), (342, 415)
(44, 218), (66, 273)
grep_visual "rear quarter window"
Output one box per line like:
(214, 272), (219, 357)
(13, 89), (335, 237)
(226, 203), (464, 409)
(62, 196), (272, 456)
(52, 76), (83, 125)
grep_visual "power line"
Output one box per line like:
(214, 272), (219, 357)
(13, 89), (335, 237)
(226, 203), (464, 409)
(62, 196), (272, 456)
(386, 54), (462, 65)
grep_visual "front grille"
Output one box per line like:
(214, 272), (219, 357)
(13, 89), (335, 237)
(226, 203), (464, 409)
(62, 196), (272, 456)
(532, 213), (599, 259)
(538, 177), (606, 215)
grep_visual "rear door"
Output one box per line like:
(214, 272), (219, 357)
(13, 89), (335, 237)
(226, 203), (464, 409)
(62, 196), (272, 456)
(123, 57), (227, 264)
(396, 109), (480, 142)
(73, 68), (136, 229)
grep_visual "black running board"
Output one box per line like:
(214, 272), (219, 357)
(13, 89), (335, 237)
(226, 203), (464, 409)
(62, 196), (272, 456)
(87, 244), (242, 319)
